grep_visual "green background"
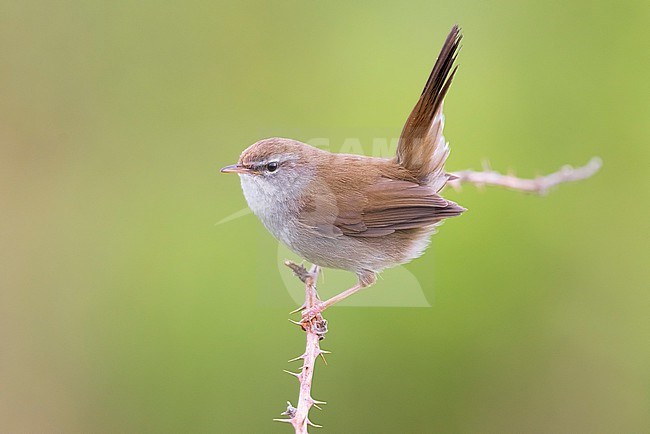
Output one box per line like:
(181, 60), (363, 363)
(1, 1), (649, 432)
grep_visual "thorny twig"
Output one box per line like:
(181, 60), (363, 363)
(447, 157), (602, 194)
(274, 262), (328, 433)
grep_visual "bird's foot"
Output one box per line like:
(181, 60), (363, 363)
(301, 302), (325, 323)
(301, 304), (328, 339)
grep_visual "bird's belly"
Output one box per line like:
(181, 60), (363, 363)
(258, 214), (347, 267)
(266, 215), (433, 274)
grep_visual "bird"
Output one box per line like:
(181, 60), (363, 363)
(222, 25), (465, 321)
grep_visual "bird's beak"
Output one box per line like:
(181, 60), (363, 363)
(220, 164), (251, 174)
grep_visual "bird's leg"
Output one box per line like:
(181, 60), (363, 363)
(300, 282), (369, 323)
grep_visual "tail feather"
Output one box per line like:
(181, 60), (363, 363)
(395, 25), (462, 191)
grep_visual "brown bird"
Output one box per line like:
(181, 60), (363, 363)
(222, 25), (465, 320)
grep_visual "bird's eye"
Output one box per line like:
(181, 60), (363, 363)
(266, 162), (279, 172)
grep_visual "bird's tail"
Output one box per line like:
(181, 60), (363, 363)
(395, 25), (461, 192)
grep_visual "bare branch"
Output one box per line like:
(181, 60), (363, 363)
(447, 157), (602, 195)
(277, 261), (328, 433)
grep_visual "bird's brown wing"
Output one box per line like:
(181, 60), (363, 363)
(395, 25), (461, 191)
(299, 173), (464, 239)
(332, 177), (465, 238)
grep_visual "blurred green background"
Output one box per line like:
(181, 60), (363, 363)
(1, 1), (649, 432)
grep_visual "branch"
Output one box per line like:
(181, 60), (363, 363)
(275, 262), (329, 433)
(447, 157), (602, 195)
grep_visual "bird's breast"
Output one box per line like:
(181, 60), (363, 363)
(239, 174), (305, 247)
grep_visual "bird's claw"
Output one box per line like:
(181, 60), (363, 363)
(301, 303), (325, 323)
